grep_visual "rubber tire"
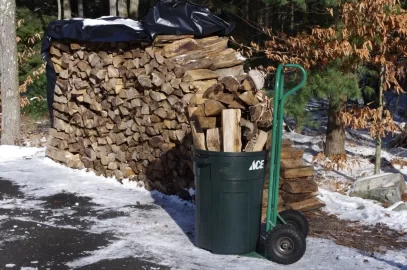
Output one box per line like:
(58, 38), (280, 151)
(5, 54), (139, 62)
(278, 209), (309, 238)
(265, 224), (306, 265)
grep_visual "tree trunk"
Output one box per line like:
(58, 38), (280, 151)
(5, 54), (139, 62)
(244, 0), (249, 21)
(57, 0), (62, 20)
(324, 96), (346, 157)
(118, 0), (128, 17)
(0, 0), (20, 145)
(375, 66), (385, 174)
(78, 0), (84, 17)
(129, 0), (139, 19)
(290, 0), (295, 34)
(264, 6), (269, 29)
(109, 0), (117, 16)
(63, 0), (72, 19)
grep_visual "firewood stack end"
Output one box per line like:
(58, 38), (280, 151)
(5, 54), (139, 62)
(261, 143), (325, 221)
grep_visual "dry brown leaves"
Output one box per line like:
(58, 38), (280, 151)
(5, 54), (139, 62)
(313, 152), (348, 171)
(265, 0), (407, 94)
(339, 107), (400, 138)
(391, 158), (407, 168)
(312, 152), (362, 172)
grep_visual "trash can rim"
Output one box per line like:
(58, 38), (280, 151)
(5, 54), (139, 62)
(193, 148), (268, 157)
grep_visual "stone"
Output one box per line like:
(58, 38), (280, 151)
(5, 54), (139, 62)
(349, 173), (407, 205)
(390, 202), (407, 212)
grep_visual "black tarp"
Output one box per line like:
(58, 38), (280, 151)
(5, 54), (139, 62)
(41, 1), (234, 122)
(143, 1), (234, 39)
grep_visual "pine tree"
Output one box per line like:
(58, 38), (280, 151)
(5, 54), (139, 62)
(265, 0), (405, 170)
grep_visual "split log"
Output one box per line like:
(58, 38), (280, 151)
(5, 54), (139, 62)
(183, 69), (218, 82)
(239, 91), (259, 106)
(280, 159), (306, 169)
(206, 128), (221, 151)
(280, 166), (314, 179)
(162, 38), (198, 58)
(197, 116), (217, 129)
(287, 198), (325, 212)
(46, 146), (84, 169)
(204, 100), (225, 116)
(219, 76), (240, 94)
(191, 120), (206, 150)
(222, 109), (242, 152)
(215, 65), (244, 79)
(281, 179), (318, 193)
(245, 130), (268, 152)
(281, 191), (319, 204)
(281, 148), (304, 159)
(248, 70), (265, 90)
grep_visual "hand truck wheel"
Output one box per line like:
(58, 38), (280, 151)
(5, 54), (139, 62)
(278, 209), (309, 237)
(265, 224), (306, 265)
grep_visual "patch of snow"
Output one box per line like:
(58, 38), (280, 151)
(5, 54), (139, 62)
(319, 188), (407, 232)
(5, 264), (15, 268)
(0, 146), (43, 162)
(82, 17), (143, 31)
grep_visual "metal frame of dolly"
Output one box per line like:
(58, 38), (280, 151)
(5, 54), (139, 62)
(266, 64), (307, 231)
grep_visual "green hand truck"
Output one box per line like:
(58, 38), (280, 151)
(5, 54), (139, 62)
(258, 64), (309, 265)
(193, 63), (308, 265)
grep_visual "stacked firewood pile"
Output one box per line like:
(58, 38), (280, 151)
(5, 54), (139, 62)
(46, 35), (251, 195)
(46, 33), (324, 212)
(261, 142), (325, 221)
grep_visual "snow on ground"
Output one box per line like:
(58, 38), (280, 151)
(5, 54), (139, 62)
(0, 146), (406, 269)
(319, 189), (407, 232)
(0, 146), (43, 162)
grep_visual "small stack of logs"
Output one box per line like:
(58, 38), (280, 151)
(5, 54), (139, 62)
(187, 70), (272, 152)
(46, 35), (250, 196)
(261, 142), (325, 221)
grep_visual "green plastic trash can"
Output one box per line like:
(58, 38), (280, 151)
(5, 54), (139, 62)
(193, 148), (267, 255)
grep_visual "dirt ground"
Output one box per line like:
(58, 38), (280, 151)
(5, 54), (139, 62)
(0, 114), (49, 147)
(305, 210), (407, 255)
(20, 115), (50, 147)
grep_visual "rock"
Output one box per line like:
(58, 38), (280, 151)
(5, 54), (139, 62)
(349, 173), (407, 205)
(390, 202), (407, 212)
